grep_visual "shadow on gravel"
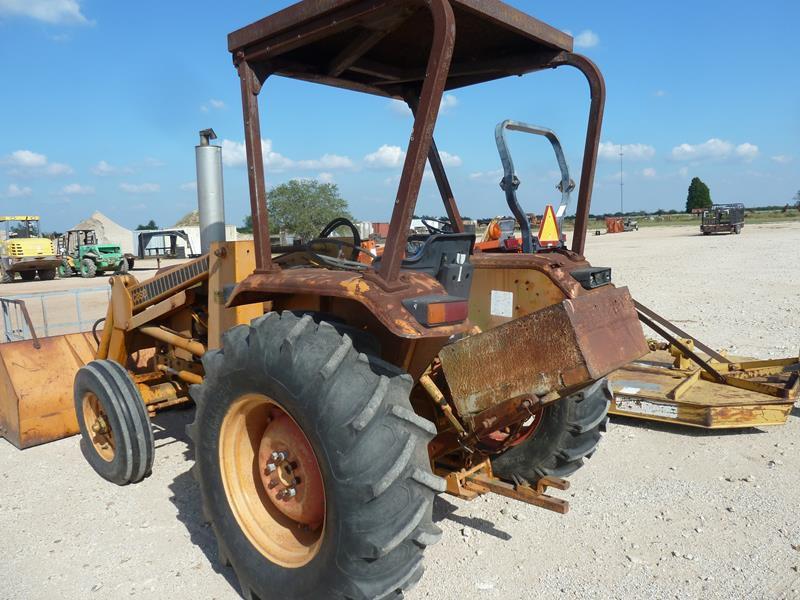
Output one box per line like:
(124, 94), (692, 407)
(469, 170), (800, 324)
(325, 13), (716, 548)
(156, 408), (240, 592)
(433, 496), (511, 541)
(791, 405), (800, 419)
(610, 414), (768, 437)
(151, 406), (194, 449)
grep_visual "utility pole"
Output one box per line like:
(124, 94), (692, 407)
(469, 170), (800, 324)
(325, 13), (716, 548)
(619, 146), (624, 214)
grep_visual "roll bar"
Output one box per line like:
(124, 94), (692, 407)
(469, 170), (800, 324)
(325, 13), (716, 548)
(495, 120), (574, 253)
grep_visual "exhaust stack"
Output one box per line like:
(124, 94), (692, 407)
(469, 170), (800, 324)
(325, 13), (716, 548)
(195, 128), (226, 254)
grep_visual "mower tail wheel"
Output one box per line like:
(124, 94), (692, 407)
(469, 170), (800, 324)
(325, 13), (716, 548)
(74, 359), (154, 485)
(188, 311), (444, 600)
(491, 378), (611, 484)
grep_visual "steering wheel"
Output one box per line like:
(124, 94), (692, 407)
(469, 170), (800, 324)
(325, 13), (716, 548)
(317, 217), (362, 261)
(421, 217), (453, 235)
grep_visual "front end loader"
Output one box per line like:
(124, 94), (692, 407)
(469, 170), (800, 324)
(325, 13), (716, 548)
(1, 2), (648, 599)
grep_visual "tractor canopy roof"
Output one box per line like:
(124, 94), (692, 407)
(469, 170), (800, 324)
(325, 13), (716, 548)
(228, 0), (574, 98)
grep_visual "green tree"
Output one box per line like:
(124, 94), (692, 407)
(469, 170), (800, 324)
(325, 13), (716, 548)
(268, 179), (351, 241)
(136, 219), (158, 230)
(685, 177), (712, 213)
(238, 215), (253, 234)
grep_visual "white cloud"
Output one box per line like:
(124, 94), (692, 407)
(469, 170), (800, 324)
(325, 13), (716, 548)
(6, 149), (47, 167)
(440, 94), (459, 113)
(642, 167), (657, 178)
(468, 169), (504, 182)
(598, 141), (656, 161)
(0, 0), (90, 24)
(3, 183), (32, 198)
(2, 149), (73, 177)
(654, 90), (667, 97)
(120, 182), (160, 194)
(574, 30), (600, 49)
(678, 166), (689, 178)
(220, 139), (352, 172)
(91, 160), (133, 176)
(297, 154), (354, 170)
(670, 138), (759, 162)
(200, 98), (226, 112)
(734, 143), (759, 161)
(387, 93), (459, 117)
(364, 145), (405, 168)
(60, 183), (94, 196)
(180, 181), (197, 191)
(771, 155), (793, 164)
(317, 172), (334, 184)
(437, 151), (462, 167)
(142, 157), (166, 168)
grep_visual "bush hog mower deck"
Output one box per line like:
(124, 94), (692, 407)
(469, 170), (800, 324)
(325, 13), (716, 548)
(0, 2), (649, 598)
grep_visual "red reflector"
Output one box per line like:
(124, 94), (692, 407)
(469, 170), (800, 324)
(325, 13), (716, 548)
(504, 237), (521, 251)
(427, 300), (468, 325)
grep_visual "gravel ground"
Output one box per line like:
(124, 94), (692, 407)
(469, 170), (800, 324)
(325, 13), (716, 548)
(1, 223), (798, 600)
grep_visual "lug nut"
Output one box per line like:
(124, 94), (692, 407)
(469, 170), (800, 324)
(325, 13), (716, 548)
(283, 487), (297, 499)
(265, 462), (277, 473)
(271, 451), (287, 462)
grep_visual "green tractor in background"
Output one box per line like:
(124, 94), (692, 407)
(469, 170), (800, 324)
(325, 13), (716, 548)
(58, 229), (133, 278)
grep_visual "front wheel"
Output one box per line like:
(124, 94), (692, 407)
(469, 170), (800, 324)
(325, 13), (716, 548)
(81, 258), (97, 278)
(189, 312), (444, 600)
(38, 269), (56, 281)
(491, 379), (611, 484)
(19, 271), (36, 281)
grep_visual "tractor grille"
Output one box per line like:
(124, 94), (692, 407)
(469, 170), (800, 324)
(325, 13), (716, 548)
(131, 255), (209, 310)
(7, 243), (24, 257)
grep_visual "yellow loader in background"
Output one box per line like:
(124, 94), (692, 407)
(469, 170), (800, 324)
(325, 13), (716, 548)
(0, 216), (60, 282)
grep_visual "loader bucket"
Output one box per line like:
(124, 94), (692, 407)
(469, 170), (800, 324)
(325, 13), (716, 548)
(0, 332), (97, 449)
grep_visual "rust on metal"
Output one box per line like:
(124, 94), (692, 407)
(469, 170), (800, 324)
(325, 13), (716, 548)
(227, 0), (602, 284)
(227, 266), (471, 339)
(436, 457), (570, 513)
(439, 286), (647, 417)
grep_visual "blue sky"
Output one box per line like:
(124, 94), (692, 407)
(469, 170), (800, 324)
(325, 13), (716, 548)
(0, 0), (797, 231)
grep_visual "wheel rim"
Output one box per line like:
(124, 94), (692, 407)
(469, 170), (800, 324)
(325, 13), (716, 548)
(219, 393), (325, 568)
(82, 391), (115, 462)
(478, 405), (545, 454)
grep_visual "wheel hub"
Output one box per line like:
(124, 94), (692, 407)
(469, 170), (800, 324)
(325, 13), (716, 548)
(258, 412), (324, 528)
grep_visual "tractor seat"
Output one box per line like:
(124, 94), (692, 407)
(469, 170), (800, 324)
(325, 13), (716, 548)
(373, 233), (475, 296)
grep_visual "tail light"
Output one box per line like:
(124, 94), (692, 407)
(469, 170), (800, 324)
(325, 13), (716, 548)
(402, 295), (469, 327)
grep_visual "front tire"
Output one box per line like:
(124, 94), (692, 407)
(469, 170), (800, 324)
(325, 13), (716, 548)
(19, 271), (36, 281)
(81, 258), (97, 278)
(38, 269), (56, 281)
(74, 360), (154, 485)
(189, 312), (444, 600)
(491, 379), (611, 484)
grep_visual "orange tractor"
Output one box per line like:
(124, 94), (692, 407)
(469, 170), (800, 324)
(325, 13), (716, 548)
(0, 2), (648, 598)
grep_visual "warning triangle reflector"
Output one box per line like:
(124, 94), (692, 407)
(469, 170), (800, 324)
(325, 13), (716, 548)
(537, 204), (561, 248)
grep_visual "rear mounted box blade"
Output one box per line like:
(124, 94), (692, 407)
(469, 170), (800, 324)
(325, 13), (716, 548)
(439, 286), (648, 418)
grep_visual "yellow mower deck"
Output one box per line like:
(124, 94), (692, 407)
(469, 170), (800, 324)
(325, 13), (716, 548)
(608, 301), (799, 429)
(609, 350), (798, 428)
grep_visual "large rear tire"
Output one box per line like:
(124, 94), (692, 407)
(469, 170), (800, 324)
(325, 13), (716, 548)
(491, 379), (611, 484)
(74, 360), (154, 485)
(189, 312), (444, 600)
(38, 269), (56, 281)
(19, 271), (36, 281)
